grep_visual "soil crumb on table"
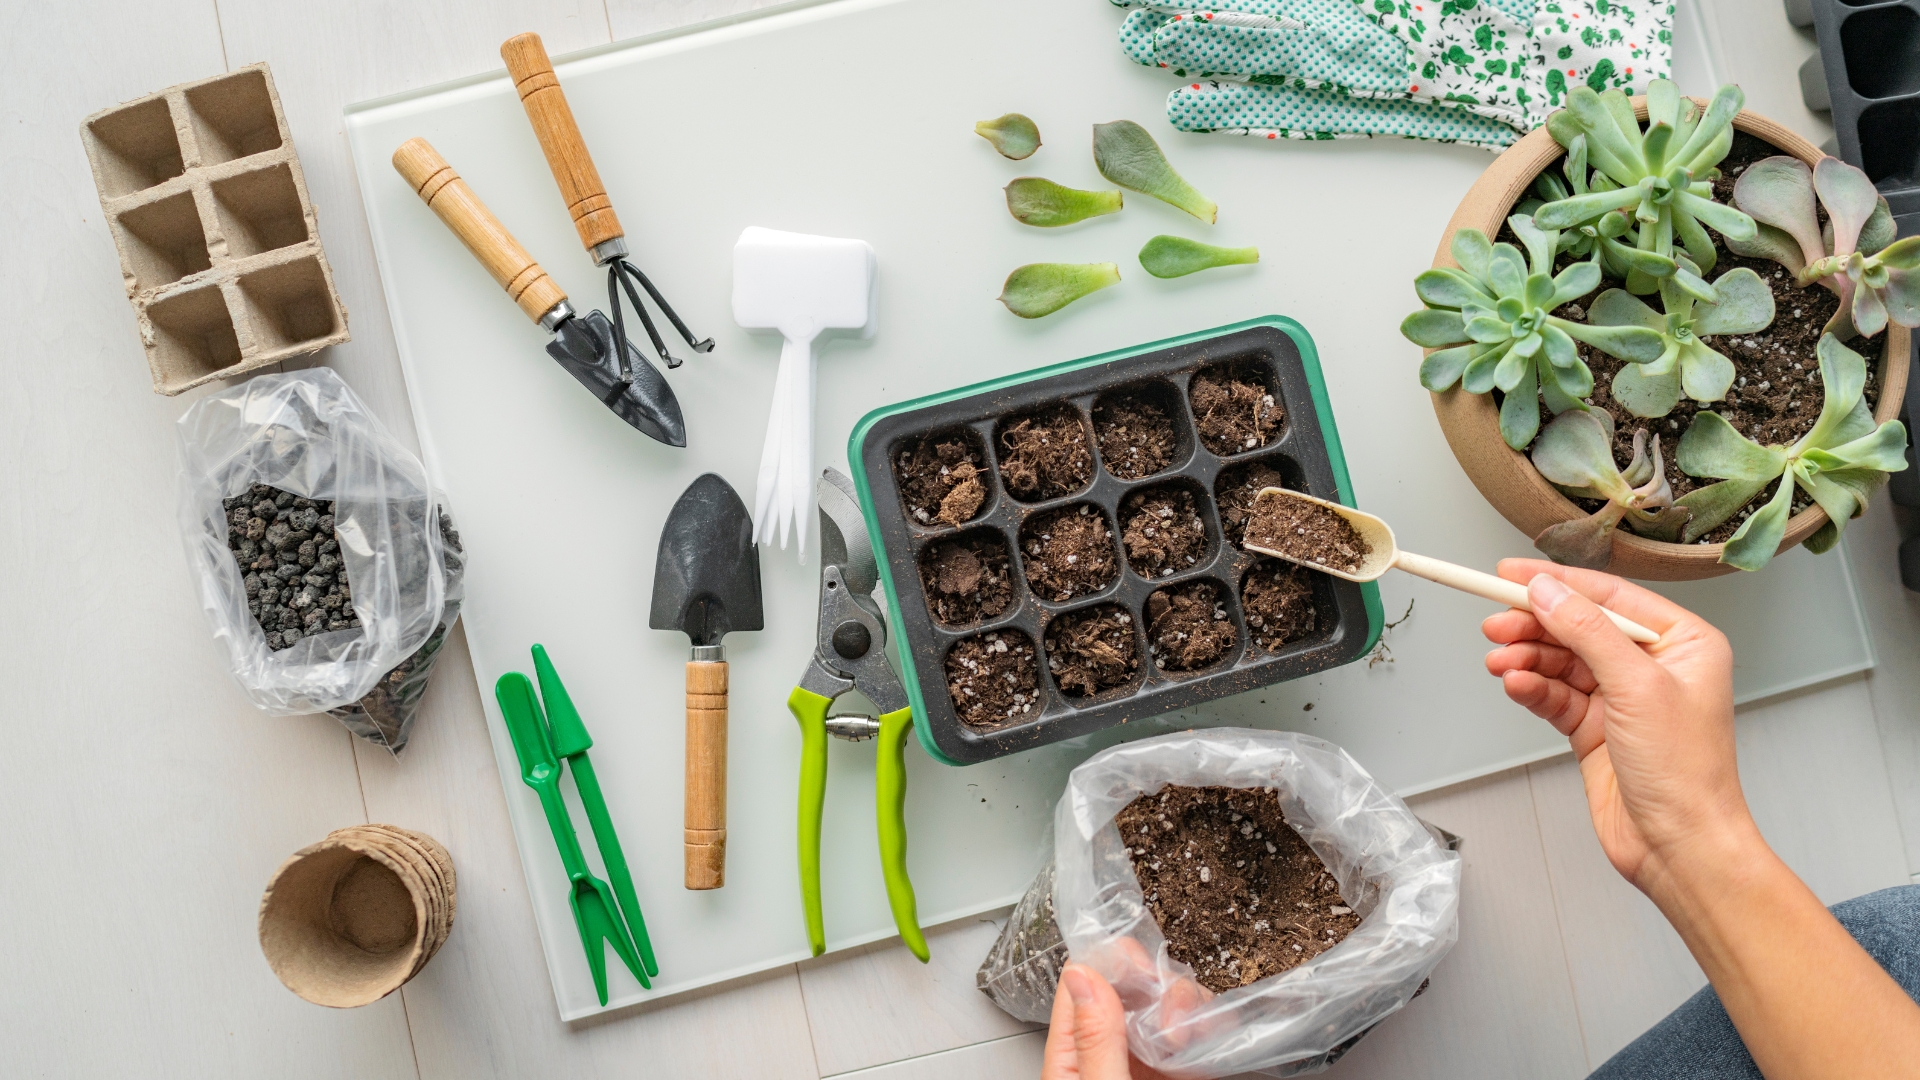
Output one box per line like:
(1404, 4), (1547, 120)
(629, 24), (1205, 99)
(1122, 488), (1210, 578)
(1190, 367), (1283, 456)
(1118, 785), (1363, 993)
(918, 534), (1014, 626)
(1242, 561), (1319, 650)
(998, 405), (1094, 501)
(1244, 493), (1371, 574)
(1044, 604), (1139, 696)
(1146, 580), (1237, 671)
(225, 485), (359, 649)
(1215, 461), (1289, 547)
(945, 630), (1039, 728)
(1021, 505), (1119, 602)
(1094, 391), (1178, 480)
(895, 430), (989, 527)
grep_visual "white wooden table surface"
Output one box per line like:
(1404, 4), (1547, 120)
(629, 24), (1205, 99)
(5, 1), (1916, 1077)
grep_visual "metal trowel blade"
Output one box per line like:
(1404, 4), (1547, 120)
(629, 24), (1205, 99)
(547, 310), (687, 447)
(649, 473), (763, 646)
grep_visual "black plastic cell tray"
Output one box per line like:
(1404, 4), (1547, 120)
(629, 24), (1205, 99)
(1810, 0), (1920, 217)
(850, 320), (1381, 766)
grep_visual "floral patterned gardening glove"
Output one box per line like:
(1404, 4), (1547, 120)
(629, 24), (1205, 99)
(1113, 0), (1675, 151)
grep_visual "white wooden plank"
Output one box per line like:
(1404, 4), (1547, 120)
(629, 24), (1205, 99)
(1692, 0), (1834, 149)
(0, 0), (420, 1075)
(1841, 499), (1920, 875)
(1320, 770), (1589, 1080)
(606, 0), (789, 38)
(833, 1032), (1045, 1080)
(798, 909), (1040, 1076)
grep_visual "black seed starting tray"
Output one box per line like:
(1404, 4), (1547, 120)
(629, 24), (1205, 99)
(848, 318), (1384, 766)
(1807, 0), (1920, 222)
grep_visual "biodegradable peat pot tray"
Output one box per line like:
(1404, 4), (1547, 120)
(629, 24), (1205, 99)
(850, 319), (1384, 766)
(1429, 101), (1912, 581)
(80, 63), (349, 395)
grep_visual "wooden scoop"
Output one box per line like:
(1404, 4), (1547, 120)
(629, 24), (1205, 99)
(1243, 488), (1659, 644)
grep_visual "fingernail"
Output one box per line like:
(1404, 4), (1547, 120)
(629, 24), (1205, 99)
(1530, 574), (1572, 615)
(1063, 966), (1095, 1007)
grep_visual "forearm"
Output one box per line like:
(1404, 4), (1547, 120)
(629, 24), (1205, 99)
(1640, 824), (1920, 1080)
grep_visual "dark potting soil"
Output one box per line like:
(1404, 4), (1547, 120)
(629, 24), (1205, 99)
(945, 629), (1040, 729)
(1117, 785), (1363, 993)
(1043, 604), (1139, 697)
(1190, 367), (1283, 456)
(1215, 460), (1289, 547)
(1146, 580), (1238, 671)
(1502, 132), (1885, 543)
(1122, 487), (1209, 579)
(1093, 391), (1179, 480)
(1241, 560), (1319, 650)
(1021, 504), (1119, 602)
(226, 485), (360, 649)
(918, 533), (1014, 627)
(998, 405), (1094, 502)
(895, 429), (990, 528)
(1243, 494), (1372, 574)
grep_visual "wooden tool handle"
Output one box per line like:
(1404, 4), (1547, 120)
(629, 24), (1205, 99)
(1392, 550), (1661, 644)
(500, 32), (624, 255)
(684, 661), (728, 890)
(391, 137), (567, 323)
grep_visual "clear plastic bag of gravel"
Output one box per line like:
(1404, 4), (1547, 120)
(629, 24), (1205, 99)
(177, 368), (461, 750)
(978, 728), (1461, 1078)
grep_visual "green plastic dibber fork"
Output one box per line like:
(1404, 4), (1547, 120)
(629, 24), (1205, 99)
(496, 671), (648, 1004)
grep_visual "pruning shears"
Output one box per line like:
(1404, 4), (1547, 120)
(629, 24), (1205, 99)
(787, 468), (927, 962)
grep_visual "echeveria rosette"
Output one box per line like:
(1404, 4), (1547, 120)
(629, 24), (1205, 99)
(1731, 154), (1920, 340)
(1521, 136), (1680, 283)
(1403, 221), (1667, 450)
(1675, 334), (1909, 570)
(1536, 80), (1758, 300)
(1530, 409), (1689, 569)
(1588, 256), (1776, 418)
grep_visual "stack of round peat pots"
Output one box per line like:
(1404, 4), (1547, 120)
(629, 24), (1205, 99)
(258, 824), (456, 1007)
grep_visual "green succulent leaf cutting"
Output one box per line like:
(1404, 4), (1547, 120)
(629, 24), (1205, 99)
(1530, 409), (1689, 568)
(975, 113), (1041, 160)
(1092, 120), (1217, 224)
(1675, 334), (1909, 569)
(997, 262), (1121, 319)
(1137, 235), (1259, 278)
(1589, 256), (1775, 417)
(1003, 178), (1123, 227)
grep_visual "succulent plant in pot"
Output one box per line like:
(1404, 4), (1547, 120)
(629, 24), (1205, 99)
(1530, 410), (1687, 569)
(1587, 255), (1776, 419)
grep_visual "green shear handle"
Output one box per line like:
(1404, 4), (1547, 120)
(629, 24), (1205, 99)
(789, 687), (927, 963)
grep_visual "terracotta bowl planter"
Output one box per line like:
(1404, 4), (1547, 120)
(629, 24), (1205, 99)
(1428, 103), (1911, 581)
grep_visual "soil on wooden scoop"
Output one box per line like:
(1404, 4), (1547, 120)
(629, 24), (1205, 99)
(1241, 560), (1319, 650)
(1094, 391), (1179, 480)
(1190, 367), (1283, 456)
(1215, 460), (1289, 547)
(895, 429), (990, 528)
(998, 405), (1094, 501)
(1117, 785), (1363, 993)
(1044, 604), (1140, 696)
(918, 533), (1014, 627)
(1021, 505), (1119, 602)
(945, 629), (1040, 729)
(1122, 487), (1210, 579)
(225, 485), (360, 649)
(1244, 495), (1372, 575)
(1145, 580), (1238, 671)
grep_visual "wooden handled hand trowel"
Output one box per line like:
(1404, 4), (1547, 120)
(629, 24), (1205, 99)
(649, 474), (764, 889)
(392, 138), (687, 446)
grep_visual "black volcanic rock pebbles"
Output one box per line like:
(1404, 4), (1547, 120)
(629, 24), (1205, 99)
(227, 485), (360, 649)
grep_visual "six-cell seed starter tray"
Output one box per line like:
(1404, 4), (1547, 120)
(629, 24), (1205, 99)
(852, 320), (1385, 765)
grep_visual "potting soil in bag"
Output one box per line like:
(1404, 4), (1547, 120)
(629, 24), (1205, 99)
(1044, 728), (1460, 1077)
(176, 368), (462, 752)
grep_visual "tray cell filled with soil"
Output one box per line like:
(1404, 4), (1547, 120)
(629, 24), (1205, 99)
(917, 530), (1015, 628)
(1145, 579), (1239, 673)
(1121, 483), (1213, 580)
(893, 426), (993, 529)
(1093, 382), (1187, 481)
(996, 404), (1094, 502)
(1020, 503), (1120, 603)
(1189, 361), (1285, 457)
(1043, 603), (1142, 699)
(945, 628), (1040, 730)
(850, 320), (1381, 765)
(1118, 784), (1363, 992)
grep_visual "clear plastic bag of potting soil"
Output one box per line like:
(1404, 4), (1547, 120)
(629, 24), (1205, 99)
(176, 368), (461, 750)
(1050, 728), (1461, 1078)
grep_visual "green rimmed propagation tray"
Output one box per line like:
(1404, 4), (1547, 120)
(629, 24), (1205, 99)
(849, 317), (1385, 765)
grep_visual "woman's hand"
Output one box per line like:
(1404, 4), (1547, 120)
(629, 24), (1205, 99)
(1480, 560), (1752, 886)
(1040, 964), (1135, 1080)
